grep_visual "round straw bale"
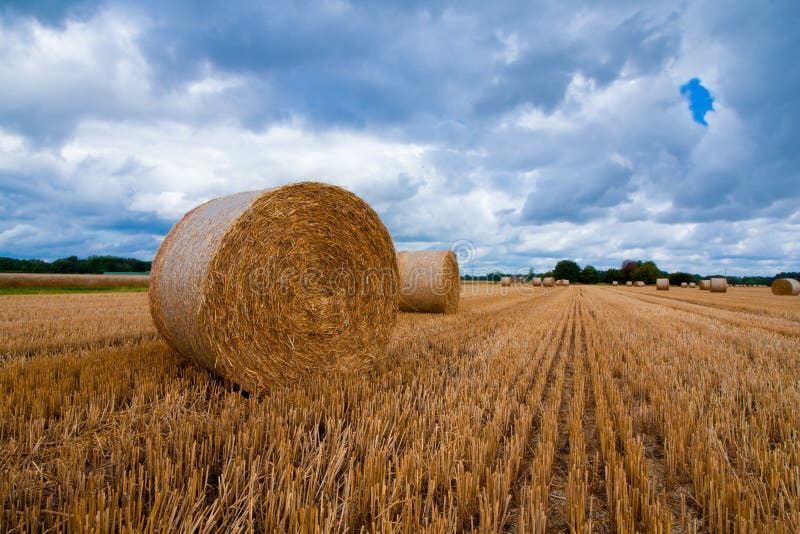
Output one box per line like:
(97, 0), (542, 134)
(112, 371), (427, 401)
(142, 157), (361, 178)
(612, 281), (619, 286)
(709, 277), (728, 293)
(771, 278), (800, 296)
(634, 281), (645, 287)
(626, 281), (633, 286)
(500, 276), (512, 286)
(656, 278), (669, 290)
(543, 277), (555, 287)
(680, 282), (688, 288)
(560, 279), (570, 286)
(396, 250), (460, 313)
(149, 182), (399, 393)
(531, 277), (542, 286)
(689, 282), (696, 288)
(699, 280), (710, 290)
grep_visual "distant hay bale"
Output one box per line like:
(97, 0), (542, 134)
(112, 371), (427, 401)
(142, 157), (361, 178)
(689, 282), (696, 288)
(681, 282), (688, 288)
(709, 277), (728, 293)
(531, 277), (543, 286)
(560, 279), (570, 286)
(771, 278), (800, 296)
(656, 278), (669, 290)
(397, 250), (460, 313)
(612, 281), (619, 286)
(699, 280), (711, 290)
(626, 281), (633, 286)
(149, 182), (399, 393)
(634, 281), (645, 287)
(500, 276), (512, 287)
(542, 277), (555, 287)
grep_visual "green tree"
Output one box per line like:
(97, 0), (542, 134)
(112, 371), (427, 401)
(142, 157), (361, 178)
(553, 260), (581, 283)
(604, 268), (624, 283)
(579, 265), (599, 284)
(632, 261), (664, 284)
(668, 272), (695, 285)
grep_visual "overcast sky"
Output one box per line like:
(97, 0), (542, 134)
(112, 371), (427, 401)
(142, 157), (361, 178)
(0, 1), (797, 275)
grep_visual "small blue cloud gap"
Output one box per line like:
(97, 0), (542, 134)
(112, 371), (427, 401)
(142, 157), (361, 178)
(680, 78), (714, 126)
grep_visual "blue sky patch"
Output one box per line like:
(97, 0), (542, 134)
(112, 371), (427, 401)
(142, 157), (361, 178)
(680, 78), (714, 126)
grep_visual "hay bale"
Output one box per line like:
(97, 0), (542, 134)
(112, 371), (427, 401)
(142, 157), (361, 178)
(560, 279), (570, 286)
(626, 281), (633, 286)
(531, 277), (543, 286)
(681, 282), (688, 288)
(634, 281), (645, 287)
(542, 277), (555, 287)
(656, 278), (669, 290)
(149, 182), (399, 393)
(500, 276), (512, 287)
(689, 282), (696, 288)
(699, 280), (710, 290)
(709, 277), (728, 293)
(771, 278), (800, 296)
(396, 250), (460, 313)
(612, 281), (619, 286)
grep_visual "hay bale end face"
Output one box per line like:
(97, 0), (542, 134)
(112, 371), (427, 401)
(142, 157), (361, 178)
(656, 278), (669, 290)
(500, 276), (512, 286)
(709, 277), (728, 293)
(771, 278), (800, 296)
(699, 280), (711, 290)
(149, 182), (399, 393)
(531, 277), (542, 286)
(542, 277), (555, 287)
(397, 250), (460, 313)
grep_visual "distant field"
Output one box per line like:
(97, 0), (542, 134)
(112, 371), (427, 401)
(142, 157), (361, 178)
(1, 285), (798, 531)
(0, 273), (150, 292)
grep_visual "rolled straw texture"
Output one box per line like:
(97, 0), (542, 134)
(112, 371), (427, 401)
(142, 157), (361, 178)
(149, 182), (399, 393)
(396, 250), (460, 314)
(542, 277), (555, 287)
(771, 278), (800, 296)
(656, 278), (669, 290)
(709, 277), (728, 293)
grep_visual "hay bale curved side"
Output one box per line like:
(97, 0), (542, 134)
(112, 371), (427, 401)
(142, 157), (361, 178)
(771, 278), (800, 296)
(500, 276), (512, 287)
(542, 277), (555, 287)
(699, 280), (711, 290)
(531, 277), (542, 286)
(681, 282), (688, 288)
(634, 281), (645, 287)
(709, 277), (728, 293)
(149, 183), (399, 392)
(612, 281), (619, 286)
(397, 250), (460, 313)
(656, 278), (669, 290)
(626, 281), (633, 286)
(689, 282), (696, 288)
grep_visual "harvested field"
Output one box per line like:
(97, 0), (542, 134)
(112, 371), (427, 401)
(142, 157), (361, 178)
(0, 273), (150, 290)
(1, 284), (799, 532)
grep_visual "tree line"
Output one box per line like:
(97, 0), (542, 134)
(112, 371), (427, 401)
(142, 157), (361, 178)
(0, 256), (151, 274)
(462, 259), (796, 285)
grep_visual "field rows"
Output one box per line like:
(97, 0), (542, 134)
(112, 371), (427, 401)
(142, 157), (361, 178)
(1, 286), (799, 532)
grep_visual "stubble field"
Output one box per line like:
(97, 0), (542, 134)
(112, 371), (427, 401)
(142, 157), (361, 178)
(1, 284), (799, 532)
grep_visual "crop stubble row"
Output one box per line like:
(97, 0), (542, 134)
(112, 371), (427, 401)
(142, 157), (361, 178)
(0, 285), (798, 532)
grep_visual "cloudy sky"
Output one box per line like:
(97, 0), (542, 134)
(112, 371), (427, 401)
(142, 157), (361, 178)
(0, 1), (797, 275)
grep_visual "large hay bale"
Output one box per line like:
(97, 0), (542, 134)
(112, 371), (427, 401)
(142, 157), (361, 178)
(612, 281), (619, 286)
(396, 250), (460, 313)
(656, 278), (669, 290)
(500, 276), (512, 286)
(626, 281), (633, 286)
(699, 280), (710, 290)
(542, 277), (555, 287)
(771, 278), (800, 296)
(149, 182), (399, 393)
(531, 277), (542, 286)
(709, 277), (728, 293)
